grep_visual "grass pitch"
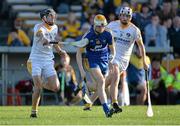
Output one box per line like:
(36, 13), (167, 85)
(0, 105), (180, 125)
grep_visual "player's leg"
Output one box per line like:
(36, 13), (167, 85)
(81, 70), (96, 110)
(110, 64), (122, 113)
(42, 60), (60, 92)
(90, 67), (113, 117)
(27, 60), (43, 118)
(118, 71), (129, 106)
(71, 90), (83, 105)
(84, 70), (112, 110)
(30, 76), (43, 118)
(44, 74), (60, 92)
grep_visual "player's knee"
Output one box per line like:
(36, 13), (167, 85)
(53, 85), (60, 92)
(98, 78), (105, 85)
(33, 87), (42, 95)
(33, 79), (43, 88)
(52, 85), (60, 92)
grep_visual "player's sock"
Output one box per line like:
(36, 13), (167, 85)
(83, 103), (92, 110)
(102, 103), (109, 113)
(102, 103), (110, 116)
(102, 103), (114, 118)
(30, 110), (37, 118)
(112, 100), (118, 104)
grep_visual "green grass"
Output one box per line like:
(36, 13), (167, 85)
(0, 106), (180, 125)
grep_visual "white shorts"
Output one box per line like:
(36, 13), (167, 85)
(112, 58), (129, 72)
(31, 59), (56, 78)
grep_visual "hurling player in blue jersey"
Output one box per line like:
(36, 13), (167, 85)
(77, 14), (115, 117)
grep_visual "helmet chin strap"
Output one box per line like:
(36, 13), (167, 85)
(94, 26), (102, 34)
(46, 21), (53, 26)
(95, 29), (100, 34)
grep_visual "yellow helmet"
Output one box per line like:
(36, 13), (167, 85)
(94, 14), (107, 26)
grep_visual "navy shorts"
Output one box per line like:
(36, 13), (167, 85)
(88, 59), (108, 75)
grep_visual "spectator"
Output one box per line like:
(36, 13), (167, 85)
(144, 14), (167, 47)
(15, 80), (33, 105)
(115, 1), (130, 16)
(127, 45), (150, 105)
(162, 17), (172, 42)
(7, 18), (30, 46)
(168, 67), (180, 104)
(81, 22), (91, 34)
(57, 2), (69, 14)
(169, 16), (180, 56)
(149, 0), (161, 14)
(171, 0), (180, 17)
(133, 3), (152, 41)
(81, 0), (96, 24)
(103, 0), (118, 17)
(76, 22), (91, 41)
(93, 0), (105, 14)
(56, 54), (82, 105)
(61, 12), (82, 41)
(151, 57), (161, 85)
(107, 13), (116, 22)
(158, 0), (173, 23)
(130, 0), (142, 12)
(150, 58), (168, 105)
(88, 13), (96, 25)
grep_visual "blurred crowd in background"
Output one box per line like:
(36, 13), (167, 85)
(0, 0), (180, 106)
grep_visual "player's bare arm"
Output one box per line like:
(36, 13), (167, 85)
(108, 37), (115, 63)
(136, 39), (149, 70)
(53, 44), (66, 56)
(76, 48), (86, 80)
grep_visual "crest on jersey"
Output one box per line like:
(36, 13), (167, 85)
(126, 33), (131, 38)
(120, 33), (123, 37)
(96, 39), (101, 44)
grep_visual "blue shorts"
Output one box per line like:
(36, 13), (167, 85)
(88, 59), (108, 75)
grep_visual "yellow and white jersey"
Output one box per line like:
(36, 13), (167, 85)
(107, 20), (142, 71)
(29, 23), (58, 61)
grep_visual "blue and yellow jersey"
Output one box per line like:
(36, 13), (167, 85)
(84, 26), (113, 62)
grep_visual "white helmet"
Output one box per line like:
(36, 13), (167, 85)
(119, 7), (132, 18)
(94, 14), (107, 26)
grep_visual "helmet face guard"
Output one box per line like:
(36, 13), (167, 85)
(40, 8), (56, 26)
(119, 7), (132, 24)
(94, 14), (107, 27)
(119, 7), (132, 18)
